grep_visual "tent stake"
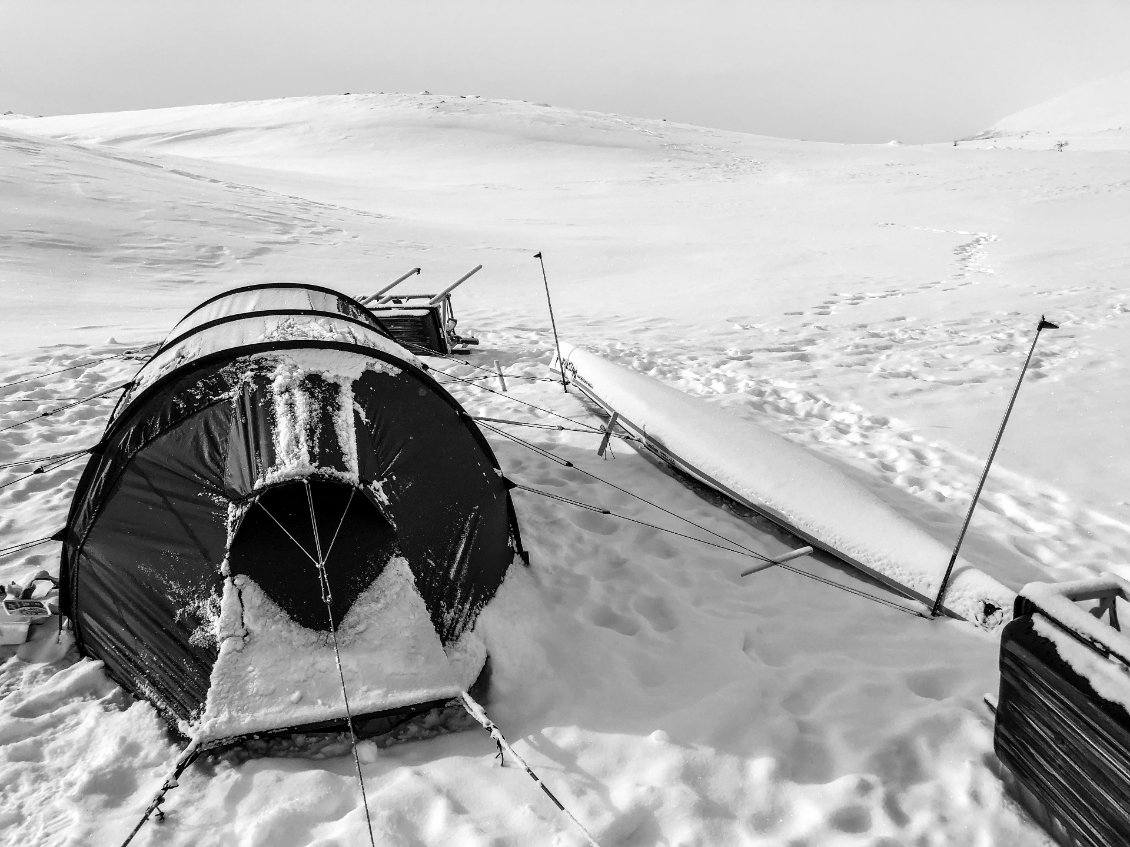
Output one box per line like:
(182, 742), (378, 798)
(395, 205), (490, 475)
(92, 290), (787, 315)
(494, 359), (508, 392)
(597, 411), (619, 458)
(930, 315), (1058, 617)
(460, 690), (603, 847)
(741, 545), (813, 577)
(119, 736), (203, 847)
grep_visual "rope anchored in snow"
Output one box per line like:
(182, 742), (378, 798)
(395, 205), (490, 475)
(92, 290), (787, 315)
(0, 382), (132, 434)
(400, 341), (560, 385)
(255, 485), (378, 847)
(482, 421), (768, 558)
(0, 447), (94, 470)
(428, 366), (606, 432)
(509, 480), (926, 618)
(477, 407), (928, 618)
(0, 343), (158, 393)
(0, 533), (63, 559)
(511, 482), (774, 562)
(459, 690), (602, 847)
(470, 415), (631, 438)
(0, 449), (91, 494)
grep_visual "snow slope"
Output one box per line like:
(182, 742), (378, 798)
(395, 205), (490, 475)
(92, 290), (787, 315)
(968, 69), (1130, 149)
(3, 89), (1130, 845)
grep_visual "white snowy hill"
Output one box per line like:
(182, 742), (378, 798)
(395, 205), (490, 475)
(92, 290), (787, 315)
(968, 69), (1130, 149)
(2, 90), (1130, 845)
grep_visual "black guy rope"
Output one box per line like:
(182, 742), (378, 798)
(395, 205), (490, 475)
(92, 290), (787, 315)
(255, 487), (378, 847)
(470, 415), (621, 436)
(397, 339), (559, 384)
(0, 534), (61, 559)
(460, 690), (602, 847)
(510, 481), (925, 618)
(0, 343), (158, 393)
(430, 365), (606, 432)
(0, 451), (89, 494)
(476, 420), (577, 468)
(0, 382), (132, 434)
(469, 388), (924, 617)
(478, 421), (760, 558)
(1, 397), (116, 404)
(512, 482), (773, 562)
(434, 370), (558, 386)
(303, 482), (377, 847)
(0, 447), (92, 471)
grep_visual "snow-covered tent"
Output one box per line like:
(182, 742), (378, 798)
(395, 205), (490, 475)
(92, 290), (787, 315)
(58, 283), (526, 743)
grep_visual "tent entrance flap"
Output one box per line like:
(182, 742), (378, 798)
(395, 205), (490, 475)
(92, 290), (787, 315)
(230, 480), (399, 631)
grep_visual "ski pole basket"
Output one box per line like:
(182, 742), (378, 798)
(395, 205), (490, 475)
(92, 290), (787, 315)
(992, 575), (1130, 847)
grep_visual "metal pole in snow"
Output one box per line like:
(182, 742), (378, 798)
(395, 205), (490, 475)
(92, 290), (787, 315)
(535, 252), (568, 392)
(930, 315), (1059, 618)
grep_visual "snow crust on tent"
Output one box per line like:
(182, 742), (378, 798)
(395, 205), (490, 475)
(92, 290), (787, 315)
(59, 285), (522, 742)
(172, 283), (381, 339)
(559, 344), (1013, 626)
(115, 287), (413, 418)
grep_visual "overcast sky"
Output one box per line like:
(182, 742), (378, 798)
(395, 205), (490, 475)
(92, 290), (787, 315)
(3, 1), (1129, 143)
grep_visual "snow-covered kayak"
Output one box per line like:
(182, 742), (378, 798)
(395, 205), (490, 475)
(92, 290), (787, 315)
(557, 344), (1012, 628)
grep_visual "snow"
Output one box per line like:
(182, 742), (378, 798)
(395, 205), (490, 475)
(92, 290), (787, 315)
(1021, 575), (1130, 659)
(198, 557), (485, 742)
(976, 70), (1130, 147)
(558, 343), (1012, 626)
(1030, 614), (1130, 715)
(5, 87), (1130, 844)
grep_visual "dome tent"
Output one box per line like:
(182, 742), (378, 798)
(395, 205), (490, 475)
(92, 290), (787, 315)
(58, 283), (526, 744)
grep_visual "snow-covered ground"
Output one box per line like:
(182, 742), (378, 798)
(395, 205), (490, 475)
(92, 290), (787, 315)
(2, 77), (1129, 845)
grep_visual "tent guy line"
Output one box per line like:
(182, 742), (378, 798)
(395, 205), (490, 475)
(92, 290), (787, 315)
(0, 381), (132, 433)
(511, 480), (925, 618)
(478, 417), (778, 562)
(427, 364), (605, 432)
(0, 342), (159, 392)
(0, 451), (89, 494)
(301, 481), (378, 847)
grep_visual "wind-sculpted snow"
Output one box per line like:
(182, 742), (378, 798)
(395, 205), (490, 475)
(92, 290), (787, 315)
(5, 90), (1130, 844)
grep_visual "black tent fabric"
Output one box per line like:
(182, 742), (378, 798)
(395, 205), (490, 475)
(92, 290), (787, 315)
(59, 283), (525, 740)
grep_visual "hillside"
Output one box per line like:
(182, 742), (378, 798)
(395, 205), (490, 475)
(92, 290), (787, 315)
(3, 92), (1130, 845)
(970, 69), (1130, 148)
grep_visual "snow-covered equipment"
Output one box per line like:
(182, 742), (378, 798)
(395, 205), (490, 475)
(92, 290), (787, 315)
(57, 282), (526, 746)
(365, 265), (482, 354)
(0, 570), (59, 645)
(992, 576), (1130, 847)
(554, 343), (1013, 628)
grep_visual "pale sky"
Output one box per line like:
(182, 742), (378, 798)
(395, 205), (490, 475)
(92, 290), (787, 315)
(3, 0), (1129, 143)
